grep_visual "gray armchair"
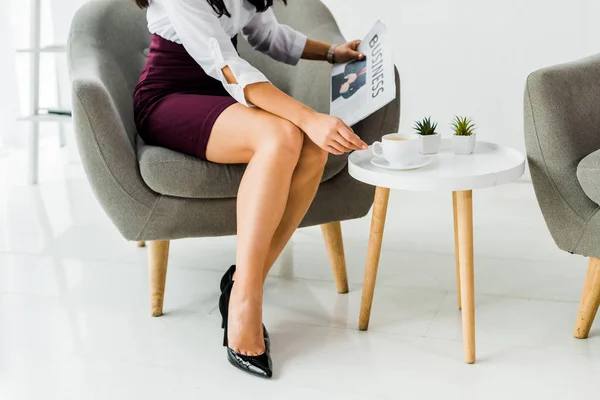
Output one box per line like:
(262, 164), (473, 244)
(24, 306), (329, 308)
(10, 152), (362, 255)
(525, 53), (600, 339)
(68, 0), (400, 316)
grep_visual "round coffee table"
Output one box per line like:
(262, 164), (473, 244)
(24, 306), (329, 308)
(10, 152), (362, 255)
(348, 139), (526, 364)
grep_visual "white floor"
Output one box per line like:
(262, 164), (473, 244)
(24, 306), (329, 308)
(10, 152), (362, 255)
(1, 138), (599, 400)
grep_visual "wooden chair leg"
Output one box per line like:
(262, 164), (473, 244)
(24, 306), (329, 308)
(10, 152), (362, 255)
(137, 241), (146, 247)
(359, 186), (390, 331)
(455, 190), (476, 364)
(574, 257), (600, 339)
(321, 221), (349, 294)
(149, 240), (170, 317)
(452, 192), (462, 310)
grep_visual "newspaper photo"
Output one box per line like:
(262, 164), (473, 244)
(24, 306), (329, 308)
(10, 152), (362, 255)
(330, 21), (396, 127)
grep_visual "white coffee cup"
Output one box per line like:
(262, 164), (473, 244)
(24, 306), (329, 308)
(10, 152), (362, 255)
(371, 133), (419, 166)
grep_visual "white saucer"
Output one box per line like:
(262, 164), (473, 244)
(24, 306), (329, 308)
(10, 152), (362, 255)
(370, 155), (431, 170)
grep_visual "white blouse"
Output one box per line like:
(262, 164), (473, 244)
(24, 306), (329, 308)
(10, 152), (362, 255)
(147, 0), (308, 106)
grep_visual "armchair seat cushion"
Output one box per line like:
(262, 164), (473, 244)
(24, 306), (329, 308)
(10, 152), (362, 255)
(577, 149), (600, 206)
(138, 144), (348, 199)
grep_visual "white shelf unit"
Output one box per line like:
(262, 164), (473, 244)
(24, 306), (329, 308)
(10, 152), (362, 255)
(18, 113), (71, 122)
(18, 0), (70, 184)
(16, 44), (66, 54)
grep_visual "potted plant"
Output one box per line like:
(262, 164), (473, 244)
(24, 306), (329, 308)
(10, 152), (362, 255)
(413, 117), (441, 154)
(451, 116), (476, 155)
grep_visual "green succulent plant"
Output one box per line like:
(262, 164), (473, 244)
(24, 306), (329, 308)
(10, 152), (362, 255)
(452, 116), (476, 136)
(413, 117), (438, 136)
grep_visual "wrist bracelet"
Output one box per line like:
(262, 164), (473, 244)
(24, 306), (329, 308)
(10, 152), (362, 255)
(327, 44), (338, 64)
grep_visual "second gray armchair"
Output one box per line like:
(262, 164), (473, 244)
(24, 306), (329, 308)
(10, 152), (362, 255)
(525, 53), (600, 339)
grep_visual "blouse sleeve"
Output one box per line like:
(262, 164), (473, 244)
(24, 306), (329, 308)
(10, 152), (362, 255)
(242, 9), (308, 66)
(161, 0), (270, 107)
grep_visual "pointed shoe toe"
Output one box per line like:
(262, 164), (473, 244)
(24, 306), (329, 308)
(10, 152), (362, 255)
(226, 347), (273, 379)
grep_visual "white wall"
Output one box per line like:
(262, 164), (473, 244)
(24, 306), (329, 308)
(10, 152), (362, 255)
(322, 0), (600, 153)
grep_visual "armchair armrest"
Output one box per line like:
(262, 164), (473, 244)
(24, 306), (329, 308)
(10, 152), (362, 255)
(577, 149), (600, 205)
(68, 0), (158, 240)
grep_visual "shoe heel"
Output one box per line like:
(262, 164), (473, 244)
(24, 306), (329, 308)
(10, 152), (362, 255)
(222, 321), (228, 347)
(219, 281), (232, 347)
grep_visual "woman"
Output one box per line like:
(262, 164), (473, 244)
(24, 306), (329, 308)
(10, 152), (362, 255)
(133, 0), (367, 379)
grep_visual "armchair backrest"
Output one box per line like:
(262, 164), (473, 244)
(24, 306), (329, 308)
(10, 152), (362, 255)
(68, 0), (157, 239)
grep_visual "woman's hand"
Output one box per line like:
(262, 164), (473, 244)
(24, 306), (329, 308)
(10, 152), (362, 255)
(299, 112), (368, 155)
(334, 40), (364, 64)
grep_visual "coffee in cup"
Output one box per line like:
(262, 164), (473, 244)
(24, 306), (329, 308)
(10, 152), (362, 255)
(371, 133), (418, 166)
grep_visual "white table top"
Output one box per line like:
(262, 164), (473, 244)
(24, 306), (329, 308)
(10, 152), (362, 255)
(348, 140), (526, 191)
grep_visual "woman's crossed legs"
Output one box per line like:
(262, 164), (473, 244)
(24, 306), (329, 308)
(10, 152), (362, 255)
(206, 104), (328, 356)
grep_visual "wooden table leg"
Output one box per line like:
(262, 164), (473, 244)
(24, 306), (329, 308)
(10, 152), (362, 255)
(359, 186), (391, 331)
(453, 192), (462, 310)
(455, 190), (476, 364)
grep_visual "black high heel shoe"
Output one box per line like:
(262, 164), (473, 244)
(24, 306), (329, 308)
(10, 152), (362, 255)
(219, 281), (273, 379)
(219, 266), (270, 345)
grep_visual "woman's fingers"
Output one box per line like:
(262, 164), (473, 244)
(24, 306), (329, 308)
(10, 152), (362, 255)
(328, 140), (349, 154)
(349, 40), (364, 60)
(345, 123), (368, 149)
(333, 133), (357, 151)
(325, 145), (344, 156)
(336, 40), (364, 62)
(346, 49), (363, 61)
(338, 123), (368, 149)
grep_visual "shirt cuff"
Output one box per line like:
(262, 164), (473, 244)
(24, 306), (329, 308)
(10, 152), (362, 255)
(209, 37), (270, 107)
(227, 69), (270, 107)
(286, 32), (307, 66)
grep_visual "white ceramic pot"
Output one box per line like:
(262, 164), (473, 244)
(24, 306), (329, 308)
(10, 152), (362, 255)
(418, 133), (441, 154)
(452, 133), (476, 155)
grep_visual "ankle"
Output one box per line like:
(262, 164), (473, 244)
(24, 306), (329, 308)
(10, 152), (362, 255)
(231, 284), (263, 303)
(231, 273), (263, 293)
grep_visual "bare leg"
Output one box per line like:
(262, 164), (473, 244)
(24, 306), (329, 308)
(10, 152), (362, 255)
(262, 138), (328, 280)
(206, 104), (304, 356)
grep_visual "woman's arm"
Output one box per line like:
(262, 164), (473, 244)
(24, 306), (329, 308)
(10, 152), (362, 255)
(220, 67), (309, 128)
(301, 39), (365, 64)
(243, 9), (364, 65)
(222, 67), (367, 154)
(301, 38), (334, 61)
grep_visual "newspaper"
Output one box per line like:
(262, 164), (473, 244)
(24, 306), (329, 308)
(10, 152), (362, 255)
(330, 21), (396, 126)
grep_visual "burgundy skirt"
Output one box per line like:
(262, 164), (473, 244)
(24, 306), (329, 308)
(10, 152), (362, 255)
(133, 34), (238, 160)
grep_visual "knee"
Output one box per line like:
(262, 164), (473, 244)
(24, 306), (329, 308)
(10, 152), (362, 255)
(300, 140), (329, 172)
(262, 120), (304, 160)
